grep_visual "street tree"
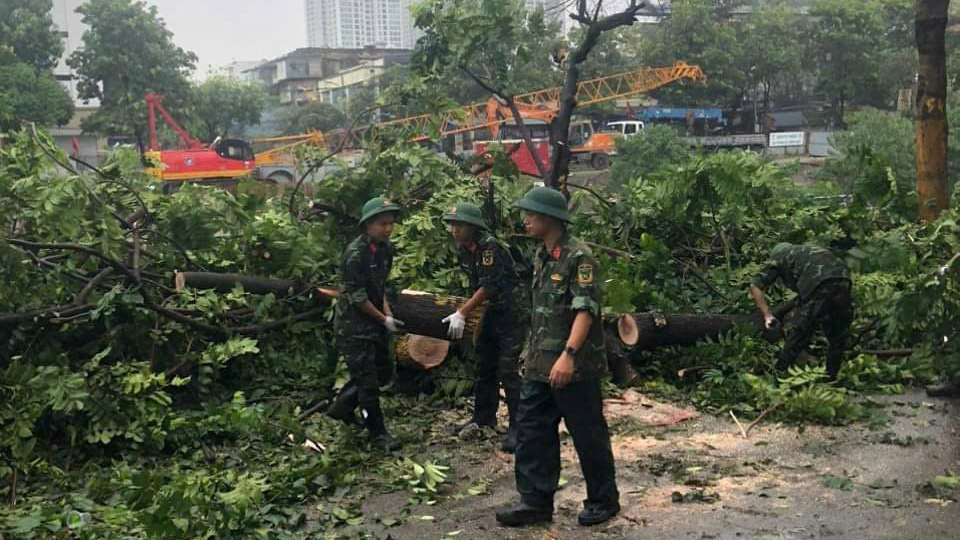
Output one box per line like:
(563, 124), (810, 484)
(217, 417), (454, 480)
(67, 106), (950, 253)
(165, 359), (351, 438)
(0, 0), (74, 129)
(640, 0), (746, 109)
(0, 0), (63, 70)
(187, 76), (269, 142)
(914, 0), (950, 222)
(412, 0), (564, 177)
(737, 2), (805, 114)
(68, 0), (197, 145)
(806, 0), (889, 124)
(278, 101), (349, 136)
(0, 63), (74, 130)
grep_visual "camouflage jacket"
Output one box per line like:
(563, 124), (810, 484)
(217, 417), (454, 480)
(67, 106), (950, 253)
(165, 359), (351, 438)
(523, 233), (606, 382)
(458, 234), (524, 316)
(334, 234), (393, 340)
(751, 244), (851, 300)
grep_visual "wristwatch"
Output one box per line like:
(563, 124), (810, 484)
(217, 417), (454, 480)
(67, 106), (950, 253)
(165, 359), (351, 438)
(564, 346), (577, 357)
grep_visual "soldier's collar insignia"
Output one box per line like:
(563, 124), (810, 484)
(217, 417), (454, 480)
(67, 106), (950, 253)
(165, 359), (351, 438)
(550, 273), (563, 282)
(368, 241), (378, 254)
(551, 245), (562, 260)
(577, 263), (594, 284)
(482, 250), (494, 266)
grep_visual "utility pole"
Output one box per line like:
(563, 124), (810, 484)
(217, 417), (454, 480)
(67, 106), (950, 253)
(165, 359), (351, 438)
(914, 0), (950, 222)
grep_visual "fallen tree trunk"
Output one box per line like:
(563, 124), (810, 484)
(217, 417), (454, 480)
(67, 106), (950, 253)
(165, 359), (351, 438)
(615, 299), (796, 352)
(604, 326), (641, 387)
(174, 273), (484, 341)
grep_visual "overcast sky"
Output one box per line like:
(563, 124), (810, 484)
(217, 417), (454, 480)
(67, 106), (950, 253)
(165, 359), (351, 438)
(145, 0), (306, 77)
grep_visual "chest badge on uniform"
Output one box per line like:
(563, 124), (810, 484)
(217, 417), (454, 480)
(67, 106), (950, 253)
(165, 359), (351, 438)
(482, 250), (495, 267)
(577, 263), (594, 284)
(550, 273), (563, 282)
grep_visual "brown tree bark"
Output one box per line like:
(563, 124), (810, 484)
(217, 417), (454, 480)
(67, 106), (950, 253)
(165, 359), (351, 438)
(915, 0), (950, 222)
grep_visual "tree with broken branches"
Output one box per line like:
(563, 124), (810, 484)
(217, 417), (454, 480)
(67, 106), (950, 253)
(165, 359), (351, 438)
(546, 0), (647, 189)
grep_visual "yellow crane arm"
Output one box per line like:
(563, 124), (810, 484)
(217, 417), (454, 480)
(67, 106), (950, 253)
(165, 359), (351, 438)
(251, 131), (327, 167)
(354, 62), (705, 142)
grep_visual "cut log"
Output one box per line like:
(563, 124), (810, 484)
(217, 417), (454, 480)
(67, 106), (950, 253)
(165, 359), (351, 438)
(395, 334), (450, 370)
(392, 289), (487, 343)
(617, 312), (760, 351)
(174, 272), (484, 341)
(604, 326), (640, 387)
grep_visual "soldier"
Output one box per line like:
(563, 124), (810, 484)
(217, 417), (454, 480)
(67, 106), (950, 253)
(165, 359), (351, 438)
(326, 197), (405, 450)
(496, 187), (620, 528)
(750, 242), (853, 380)
(441, 202), (526, 453)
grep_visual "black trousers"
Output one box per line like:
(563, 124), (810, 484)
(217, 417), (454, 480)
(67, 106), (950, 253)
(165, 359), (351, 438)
(472, 313), (523, 426)
(514, 378), (619, 510)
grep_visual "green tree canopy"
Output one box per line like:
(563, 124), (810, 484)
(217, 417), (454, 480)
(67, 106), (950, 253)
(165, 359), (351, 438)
(641, 0), (746, 108)
(67, 0), (197, 142)
(0, 0), (64, 70)
(278, 101), (349, 136)
(0, 63), (74, 130)
(187, 76), (270, 142)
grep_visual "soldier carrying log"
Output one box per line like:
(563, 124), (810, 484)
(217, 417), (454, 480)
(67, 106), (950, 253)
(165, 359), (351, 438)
(326, 197), (405, 450)
(441, 202), (528, 453)
(749, 242), (853, 380)
(496, 187), (620, 528)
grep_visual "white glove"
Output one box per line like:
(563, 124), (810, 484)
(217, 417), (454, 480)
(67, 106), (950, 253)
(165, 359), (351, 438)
(441, 311), (467, 340)
(764, 314), (778, 330)
(383, 316), (405, 333)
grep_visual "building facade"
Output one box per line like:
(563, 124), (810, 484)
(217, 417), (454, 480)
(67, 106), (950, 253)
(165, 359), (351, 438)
(51, 0), (93, 106)
(305, 0), (418, 49)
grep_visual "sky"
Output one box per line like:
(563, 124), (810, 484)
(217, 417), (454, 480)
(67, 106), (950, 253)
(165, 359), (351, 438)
(145, 0), (306, 77)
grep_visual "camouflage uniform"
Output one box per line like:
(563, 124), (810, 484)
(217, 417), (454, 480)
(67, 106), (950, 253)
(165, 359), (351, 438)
(514, 232), (619, 512)
(458, 233), (528, 427)
(751, 244), (853, 379)
(332, 234), (395, 427)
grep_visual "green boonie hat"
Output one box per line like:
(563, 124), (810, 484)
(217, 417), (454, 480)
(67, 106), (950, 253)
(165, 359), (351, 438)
(513, 187), (571, 223)
(770, 242), (793, 258)
(359, 196), (401, 224)
(442, 202), (488, 230)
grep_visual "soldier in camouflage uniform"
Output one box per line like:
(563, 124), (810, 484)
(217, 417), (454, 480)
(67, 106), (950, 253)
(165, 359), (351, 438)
(496, 187), (620, 528)
(326, 197), (405, 450)
(750, 242), (853, 380)
(441, 203), (527, 453)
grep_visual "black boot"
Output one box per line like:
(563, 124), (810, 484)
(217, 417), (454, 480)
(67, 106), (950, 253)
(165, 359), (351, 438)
(926, 380), (960, 398)
(578, 502), (620, 526)
(362, 403), (401, 451)
(326, 383), (360, 426)
(495, 502), (552, 527)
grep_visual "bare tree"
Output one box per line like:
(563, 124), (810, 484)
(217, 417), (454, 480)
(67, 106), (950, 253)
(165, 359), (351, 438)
(546, 0), (646, 189)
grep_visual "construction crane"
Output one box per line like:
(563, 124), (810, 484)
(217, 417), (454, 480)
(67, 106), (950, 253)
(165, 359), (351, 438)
(143, 93), (256, 190)
(339, 61), (705, 145)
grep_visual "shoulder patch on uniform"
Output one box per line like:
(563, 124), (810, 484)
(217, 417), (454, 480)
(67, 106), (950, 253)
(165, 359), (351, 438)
(577, 263), (594, 284)
(482, 249), (495, 266)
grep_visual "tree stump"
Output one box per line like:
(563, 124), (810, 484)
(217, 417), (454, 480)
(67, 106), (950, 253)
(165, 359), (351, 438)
(395, 334), (450, 370)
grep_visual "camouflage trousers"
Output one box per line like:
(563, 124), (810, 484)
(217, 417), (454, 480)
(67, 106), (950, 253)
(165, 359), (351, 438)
(472, 310), (526, 427)
(340, 335), (394, 412)
(777, 279), (853, 379)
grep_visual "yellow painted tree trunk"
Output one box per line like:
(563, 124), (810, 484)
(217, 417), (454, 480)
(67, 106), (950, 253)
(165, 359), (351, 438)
(915, 0), (950, 222)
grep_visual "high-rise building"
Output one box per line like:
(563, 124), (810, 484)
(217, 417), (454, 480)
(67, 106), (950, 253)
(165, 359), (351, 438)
(51, 0), (91, 105)
(305, 0), (418, 49)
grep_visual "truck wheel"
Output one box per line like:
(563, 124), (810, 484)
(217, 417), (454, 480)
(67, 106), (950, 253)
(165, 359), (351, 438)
(266, 171), (293, 185)
(591, 153), (610, 170)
